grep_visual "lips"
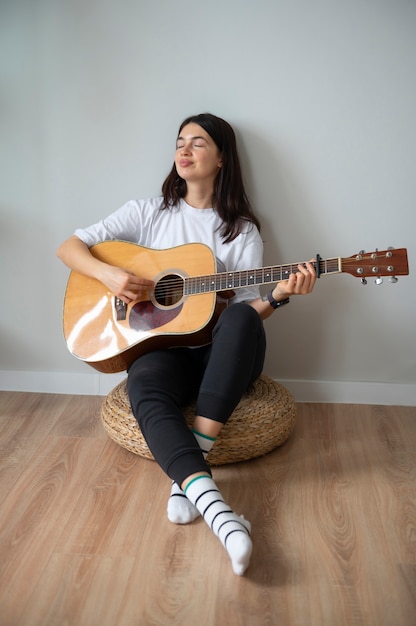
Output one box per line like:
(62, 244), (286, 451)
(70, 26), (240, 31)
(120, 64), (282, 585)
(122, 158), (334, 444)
(179, 159), (192, 167)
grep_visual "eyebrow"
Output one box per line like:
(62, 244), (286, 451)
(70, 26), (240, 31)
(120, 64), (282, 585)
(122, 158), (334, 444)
(176, 135), (208, 143)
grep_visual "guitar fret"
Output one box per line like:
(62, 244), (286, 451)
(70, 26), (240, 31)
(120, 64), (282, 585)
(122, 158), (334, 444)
(184, 256), (344, 296)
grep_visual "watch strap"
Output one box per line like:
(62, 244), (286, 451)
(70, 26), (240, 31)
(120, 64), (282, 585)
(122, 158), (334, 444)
(266, 292), (290, 309)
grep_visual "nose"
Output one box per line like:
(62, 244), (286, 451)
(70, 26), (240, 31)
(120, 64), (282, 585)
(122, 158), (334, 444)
(179, 140), (192, 155)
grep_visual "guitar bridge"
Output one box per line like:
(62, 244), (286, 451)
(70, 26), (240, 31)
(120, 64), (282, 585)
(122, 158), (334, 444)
(114, 297), (127, 321)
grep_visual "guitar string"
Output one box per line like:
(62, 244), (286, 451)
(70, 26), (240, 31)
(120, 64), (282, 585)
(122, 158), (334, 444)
(156, 255), (400, 292)
(154, 259), (341, 298)
(149, 253), (402, 299)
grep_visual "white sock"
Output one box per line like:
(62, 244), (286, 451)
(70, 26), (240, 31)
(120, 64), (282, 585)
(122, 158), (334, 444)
(167, 429), (216, 525)
(167, 480), (200, 524)
(184, 475), (252, 576)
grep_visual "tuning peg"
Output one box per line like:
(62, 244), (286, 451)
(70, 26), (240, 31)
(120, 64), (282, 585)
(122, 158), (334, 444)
(375, 277), (383, 285)
(361, 278), (368, 285)
(389, 276), (398, 284)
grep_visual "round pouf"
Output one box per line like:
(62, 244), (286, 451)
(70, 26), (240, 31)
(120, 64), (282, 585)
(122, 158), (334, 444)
(101, 374), (296, 466)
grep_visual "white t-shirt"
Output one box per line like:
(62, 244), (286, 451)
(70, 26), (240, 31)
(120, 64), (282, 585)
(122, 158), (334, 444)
(74, 197), (264, 304)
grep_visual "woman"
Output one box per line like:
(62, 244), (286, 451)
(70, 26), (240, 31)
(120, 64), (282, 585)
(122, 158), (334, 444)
(57, 113), (316, 575)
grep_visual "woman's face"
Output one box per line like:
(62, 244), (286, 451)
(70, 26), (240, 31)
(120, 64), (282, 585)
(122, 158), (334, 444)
(175, 123), (222, 187)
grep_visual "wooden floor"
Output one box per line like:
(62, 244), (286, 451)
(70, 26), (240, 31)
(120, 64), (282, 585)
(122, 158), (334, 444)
(0, 392), (415, 626)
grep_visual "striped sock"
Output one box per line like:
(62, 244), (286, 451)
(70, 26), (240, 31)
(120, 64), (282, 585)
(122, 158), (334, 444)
(166, 429), (216, 525)
(184, 475), (252, 576)
(192, 429), (216, 457)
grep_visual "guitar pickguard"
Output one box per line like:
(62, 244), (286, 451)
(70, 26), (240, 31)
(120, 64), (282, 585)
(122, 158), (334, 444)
(128, 300), (183, 332)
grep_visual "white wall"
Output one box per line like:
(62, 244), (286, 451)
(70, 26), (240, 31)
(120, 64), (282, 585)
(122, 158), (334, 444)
(1, 0), (415, 403)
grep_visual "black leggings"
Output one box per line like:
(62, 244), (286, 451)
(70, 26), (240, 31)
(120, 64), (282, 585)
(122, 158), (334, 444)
(127, 303), (266, 486)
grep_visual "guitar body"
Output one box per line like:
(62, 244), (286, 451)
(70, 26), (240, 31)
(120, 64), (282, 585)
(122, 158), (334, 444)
(63, 242), (218, 373)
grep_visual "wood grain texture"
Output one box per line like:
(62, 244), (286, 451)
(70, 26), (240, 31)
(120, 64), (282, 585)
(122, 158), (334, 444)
(63, 242), (217, 372)
(0, 391), (415, 626)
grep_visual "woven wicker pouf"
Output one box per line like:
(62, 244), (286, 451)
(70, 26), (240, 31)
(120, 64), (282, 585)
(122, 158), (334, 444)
(101, 374), (296, 466)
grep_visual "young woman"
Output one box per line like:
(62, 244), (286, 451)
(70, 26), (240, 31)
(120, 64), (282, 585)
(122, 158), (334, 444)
(57, 113), (316, 575)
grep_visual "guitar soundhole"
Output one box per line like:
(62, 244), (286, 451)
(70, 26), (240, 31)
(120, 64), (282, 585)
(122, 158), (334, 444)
(128, 273), (185, 333)
(154, 274), (184, 307)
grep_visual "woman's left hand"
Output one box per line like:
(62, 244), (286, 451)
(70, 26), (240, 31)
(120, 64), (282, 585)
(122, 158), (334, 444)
(272, 260), (317, 300)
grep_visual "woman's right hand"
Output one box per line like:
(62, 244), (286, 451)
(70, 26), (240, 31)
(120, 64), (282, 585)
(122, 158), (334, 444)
(57, 235), (153, 304)
(99, 265), (154, 304)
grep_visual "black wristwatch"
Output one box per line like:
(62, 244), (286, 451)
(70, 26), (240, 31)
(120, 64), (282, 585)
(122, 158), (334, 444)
(264, 291), (290, 310)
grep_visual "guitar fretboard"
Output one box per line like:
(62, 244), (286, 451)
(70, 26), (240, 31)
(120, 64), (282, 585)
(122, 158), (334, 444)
(184, 257), (341, 295)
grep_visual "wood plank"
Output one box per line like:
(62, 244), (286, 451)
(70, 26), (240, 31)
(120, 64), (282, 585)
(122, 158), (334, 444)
(0, 435), (107, 624)
(16, 554), (136, 626)
(54, 444), (163, 557)
(0, 392), (71, 500)
(48, 393), (106, 439)
(0, 393), (414, 626)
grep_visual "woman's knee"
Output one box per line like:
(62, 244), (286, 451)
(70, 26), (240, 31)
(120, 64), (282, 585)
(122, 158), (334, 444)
(214, 302), (263, 337)
(127, 349), (197, 416)
(128, 352), (163, 392)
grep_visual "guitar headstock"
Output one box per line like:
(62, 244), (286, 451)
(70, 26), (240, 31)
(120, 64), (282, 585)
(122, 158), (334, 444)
(341, 248), (409, 283)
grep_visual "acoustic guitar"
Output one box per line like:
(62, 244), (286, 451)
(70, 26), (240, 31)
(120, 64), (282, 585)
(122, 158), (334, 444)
(62, 242), (409, 373)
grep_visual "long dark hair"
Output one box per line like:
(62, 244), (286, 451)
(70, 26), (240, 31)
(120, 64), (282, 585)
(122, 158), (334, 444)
(161, 113), (261, 242)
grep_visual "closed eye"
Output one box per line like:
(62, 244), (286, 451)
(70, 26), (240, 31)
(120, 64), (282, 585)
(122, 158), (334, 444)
(176, 135), (208, 149)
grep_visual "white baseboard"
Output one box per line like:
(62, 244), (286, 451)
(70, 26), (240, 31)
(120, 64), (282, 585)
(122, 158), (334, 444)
(282, 379), (416, 406)
(1, 370), (415, 405)
(0, 370), (127, 397)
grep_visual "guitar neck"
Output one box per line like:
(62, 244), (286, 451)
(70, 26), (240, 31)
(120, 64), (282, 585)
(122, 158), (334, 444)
(184, 256), (340, 295)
